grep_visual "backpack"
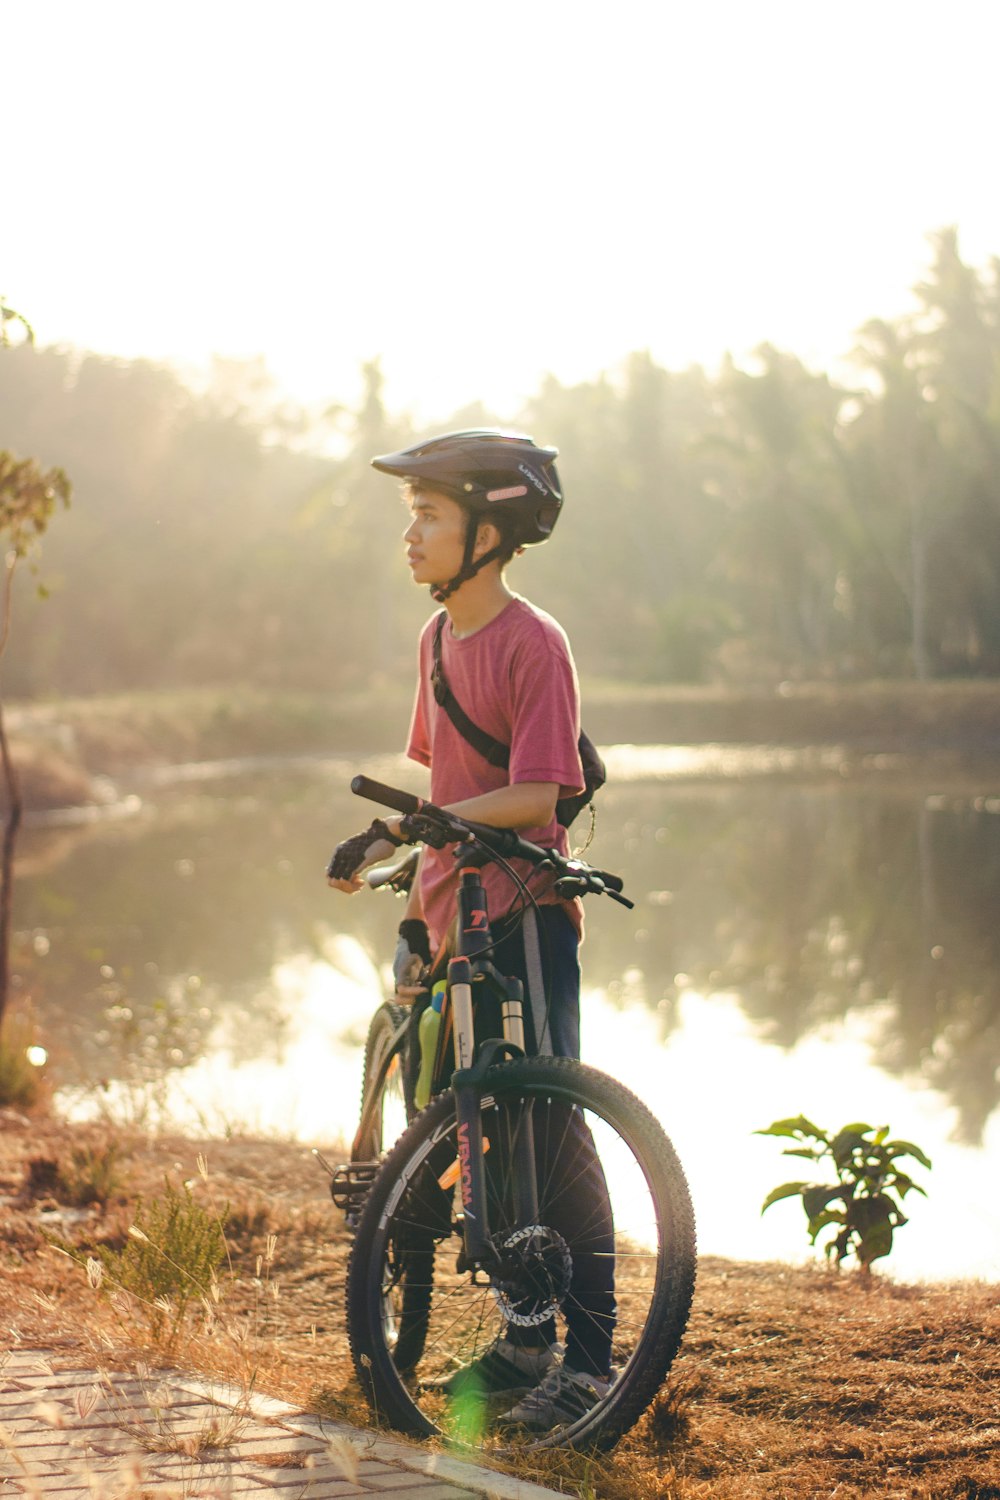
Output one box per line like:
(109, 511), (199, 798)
(430, 612), (605, 828)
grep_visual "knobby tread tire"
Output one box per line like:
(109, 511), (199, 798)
(346, 1054), (696, 1452)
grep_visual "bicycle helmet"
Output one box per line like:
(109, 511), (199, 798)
(372, 428), (562, 600)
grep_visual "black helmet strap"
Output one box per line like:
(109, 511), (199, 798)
(429, 508), (505, 603)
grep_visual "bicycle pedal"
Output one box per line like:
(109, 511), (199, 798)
(330, 1160), (380, 1223)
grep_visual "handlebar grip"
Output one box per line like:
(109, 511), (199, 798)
(592, 868), (624, 894)
(351, 775), (423, 816)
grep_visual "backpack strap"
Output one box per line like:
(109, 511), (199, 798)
(430, 612), (511, 771)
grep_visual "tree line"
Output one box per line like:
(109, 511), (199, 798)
(2, 227), (999, 699)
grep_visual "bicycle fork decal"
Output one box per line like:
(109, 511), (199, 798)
(452, 1090), (489, 1242)
(457, 1121), (474, 1210)
(438, 1131), (489, 1194)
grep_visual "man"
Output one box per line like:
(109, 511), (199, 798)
(328, 429), (614, 1431)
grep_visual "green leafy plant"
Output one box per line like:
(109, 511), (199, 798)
(757, 1115), (932, 1271)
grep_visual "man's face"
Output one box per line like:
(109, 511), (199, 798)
(403, 488), (469, 587)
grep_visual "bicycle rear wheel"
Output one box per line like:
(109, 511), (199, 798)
(350, 1000), (431, 1370)
(346, 1055), (696, 1452)
(354, 1001), (412, 1161)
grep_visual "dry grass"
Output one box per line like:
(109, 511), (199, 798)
(1, 1112), (997, 1499)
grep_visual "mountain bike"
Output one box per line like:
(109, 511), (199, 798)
(331, 775), (697, 1452)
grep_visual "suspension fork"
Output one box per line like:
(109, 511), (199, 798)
(500, 976), (540, 1228)
(450, 869), (540, 1266)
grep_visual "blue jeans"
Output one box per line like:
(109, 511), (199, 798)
(489, 904), (581, 1059)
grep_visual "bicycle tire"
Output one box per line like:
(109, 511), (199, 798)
(354, 1001), (413, 1162)
(347, 1055), (696, 1452)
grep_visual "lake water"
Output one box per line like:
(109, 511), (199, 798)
(17, 744), (1000, 1284)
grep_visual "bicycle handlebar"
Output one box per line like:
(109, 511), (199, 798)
(351, 775), (423, 816)
(350, 776), (632, 907)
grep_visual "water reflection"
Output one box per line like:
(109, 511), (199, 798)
(15, 748), (1000, 1277)
(58, 945), (1000, 1284)
(585, 779), (1000, 1144)
(587, 984), (1000, 1285)
(59, 938), (383, 1140)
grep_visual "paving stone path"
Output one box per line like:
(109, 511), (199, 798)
(0, 1349), (563, 1500)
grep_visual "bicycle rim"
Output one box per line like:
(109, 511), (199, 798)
(347, 1056), (696, 1452)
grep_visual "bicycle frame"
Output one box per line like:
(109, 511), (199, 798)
(338, 863), (540, 1240)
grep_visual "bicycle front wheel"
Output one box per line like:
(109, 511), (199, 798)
(346, 1055), (696, 1452)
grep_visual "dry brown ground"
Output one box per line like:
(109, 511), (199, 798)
(1, 1111), (997, 1500)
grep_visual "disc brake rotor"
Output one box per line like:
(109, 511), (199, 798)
(489, 1223), (573, 1328)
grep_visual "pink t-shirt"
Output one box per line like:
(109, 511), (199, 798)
(407, 597), (585, 950)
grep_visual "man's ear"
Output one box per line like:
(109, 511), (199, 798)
(472, 519), (503, 560)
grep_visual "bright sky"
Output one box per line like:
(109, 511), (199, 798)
(4, 0), (1000, 424)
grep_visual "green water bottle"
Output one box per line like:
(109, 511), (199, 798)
(414, 981), (446, 1109)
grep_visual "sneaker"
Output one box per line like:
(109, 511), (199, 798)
(424, 1335), (561, 1402)
(494, 1365), (611, 1433)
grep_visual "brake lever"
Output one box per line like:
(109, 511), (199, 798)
(554, 873), (634, 909)
(399, 811), (464, 849)
(398, 816), (449, 852)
